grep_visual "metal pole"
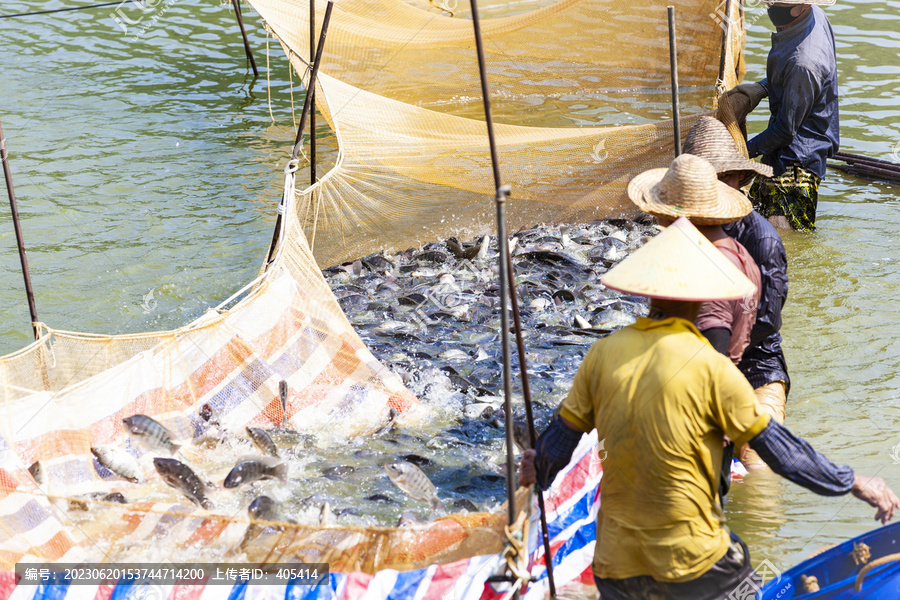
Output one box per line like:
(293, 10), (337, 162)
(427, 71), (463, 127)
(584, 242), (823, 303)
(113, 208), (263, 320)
(471, 1), (549, 597)
(0, 120), (39, 339)
(292, 0), (332, 161)
(506, 251), (557, 598)
(469, 0), (515, 530)
(231, 0), (259, 78)
(264, 0), (334, 265)
(668, 6), (681, 157)
(310, 0), (317, 186)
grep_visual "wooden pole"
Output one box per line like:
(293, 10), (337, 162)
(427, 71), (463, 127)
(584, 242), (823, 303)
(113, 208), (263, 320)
(668, 6), (681, 157)
(0, 120), (39, 339)
(310, 0), (317, 186)
(231, 0), (259, 78)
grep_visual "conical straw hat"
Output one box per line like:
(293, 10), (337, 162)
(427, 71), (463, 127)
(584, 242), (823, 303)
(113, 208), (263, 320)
(627, 154), (752, 226)
(683, 117), (773, 179)
(601, 217), (757, 301)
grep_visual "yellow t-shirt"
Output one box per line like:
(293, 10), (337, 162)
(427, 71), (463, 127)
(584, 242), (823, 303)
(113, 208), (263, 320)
(559, 317), (770, 583)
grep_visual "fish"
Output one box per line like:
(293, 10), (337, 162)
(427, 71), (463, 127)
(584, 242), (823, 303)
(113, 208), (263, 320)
(512, 420), (532, 452)
(27, 460), (45, 485)
(278, 380), (289, 426)
(123, 415), (180, 454)
(224, 457), (288, 488)
(91, 446), (143, 483)
(152, 457), (213, 509)
(246, 427), (279, 457)
(384, 461), (442, 510)
(199, 403), (221, 427)
(100, 492), (128, 504)
(240, 495), (281, 550)
(319, 502), (331, 526)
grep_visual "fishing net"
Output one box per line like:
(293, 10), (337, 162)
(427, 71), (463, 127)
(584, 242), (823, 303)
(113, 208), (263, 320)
(250, 0), (746, 267)
(0, 0), (743, 588)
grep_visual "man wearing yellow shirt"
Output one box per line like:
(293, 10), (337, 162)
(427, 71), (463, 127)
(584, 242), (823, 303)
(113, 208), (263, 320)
(518, 169), (899, 599)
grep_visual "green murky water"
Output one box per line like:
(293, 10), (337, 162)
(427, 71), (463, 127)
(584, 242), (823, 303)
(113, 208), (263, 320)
(2, 0), (900, 584)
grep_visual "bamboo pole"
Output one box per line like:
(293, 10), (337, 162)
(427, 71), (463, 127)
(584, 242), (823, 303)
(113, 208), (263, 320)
(0, 120), (39, 339)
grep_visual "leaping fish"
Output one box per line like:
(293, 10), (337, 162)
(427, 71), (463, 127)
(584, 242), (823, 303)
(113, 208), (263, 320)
(91, 446), (143, 483)
(123, 415), (180, 454)
(224, 457), (288, 488)
(384, 461), (442, 510)
(246, 427), (279, 457)
(153, 457), (213, 509)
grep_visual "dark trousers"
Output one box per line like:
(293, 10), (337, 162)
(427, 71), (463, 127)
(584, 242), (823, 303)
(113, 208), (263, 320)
(593, 533), (759, 600)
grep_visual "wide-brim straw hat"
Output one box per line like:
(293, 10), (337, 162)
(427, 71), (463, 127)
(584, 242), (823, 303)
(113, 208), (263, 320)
(627, 154), (752, 226)
(764, 1), (835, 5)
(601, 217), (757, 302)
(683, 117), (774, 179)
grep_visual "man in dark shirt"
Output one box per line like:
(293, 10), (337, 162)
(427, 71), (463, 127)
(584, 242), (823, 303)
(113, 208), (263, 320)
(684, 116), (790, 470)
(728, 1), (839, 232)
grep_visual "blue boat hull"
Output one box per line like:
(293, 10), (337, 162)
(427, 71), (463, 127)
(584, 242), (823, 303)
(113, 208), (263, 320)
(759, 521), (900, 599)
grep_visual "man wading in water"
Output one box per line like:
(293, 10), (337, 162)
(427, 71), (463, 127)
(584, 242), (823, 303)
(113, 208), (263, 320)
(683, 117), (790, 471)
(728, 0), (839, 232)
(518, 161), (899, 600)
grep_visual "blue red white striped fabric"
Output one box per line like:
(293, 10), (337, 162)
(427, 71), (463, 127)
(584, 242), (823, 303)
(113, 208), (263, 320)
(4, 433), (602, 600)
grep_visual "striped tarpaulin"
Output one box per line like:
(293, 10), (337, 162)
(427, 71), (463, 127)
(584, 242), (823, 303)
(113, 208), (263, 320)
(3, 433), (602, 600)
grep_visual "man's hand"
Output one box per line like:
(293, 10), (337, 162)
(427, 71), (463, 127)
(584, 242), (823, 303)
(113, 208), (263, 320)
(518, 449), (537, 487)
(727, 82), (768, 112)
(851, 474), (900, 524)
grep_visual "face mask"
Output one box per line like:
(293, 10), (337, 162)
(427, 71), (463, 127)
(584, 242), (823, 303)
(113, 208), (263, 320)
(767, 5), (798, 27)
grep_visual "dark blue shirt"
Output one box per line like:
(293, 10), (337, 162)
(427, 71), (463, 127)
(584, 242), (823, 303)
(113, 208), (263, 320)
(747, 6), (839, 178)
(535, 417), (854, 497)
(723, 211), (791, 394)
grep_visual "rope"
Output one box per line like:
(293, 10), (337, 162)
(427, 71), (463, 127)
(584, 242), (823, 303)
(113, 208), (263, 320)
(851, 541), (872, 566)
(498, 508), (532, 596)
(266, 31), (275, 124)
(0, 1), (121, 19)
(855, 552), (900, 592)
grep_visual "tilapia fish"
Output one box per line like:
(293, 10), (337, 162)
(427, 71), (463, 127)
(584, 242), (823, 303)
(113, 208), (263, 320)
(152, 457), (213, 509)
(384, 461), (442, 510)
(123, 415), (180, 454)
(224, 457), (288, 488)
(246, 427), (279, 457)
(91, 446), (143, 483)
(240, 495), (281, 550)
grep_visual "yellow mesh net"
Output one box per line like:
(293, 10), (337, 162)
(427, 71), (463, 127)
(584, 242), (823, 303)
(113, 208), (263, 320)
(250, 0), (746, 267)
(0, 0), (744, 574)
